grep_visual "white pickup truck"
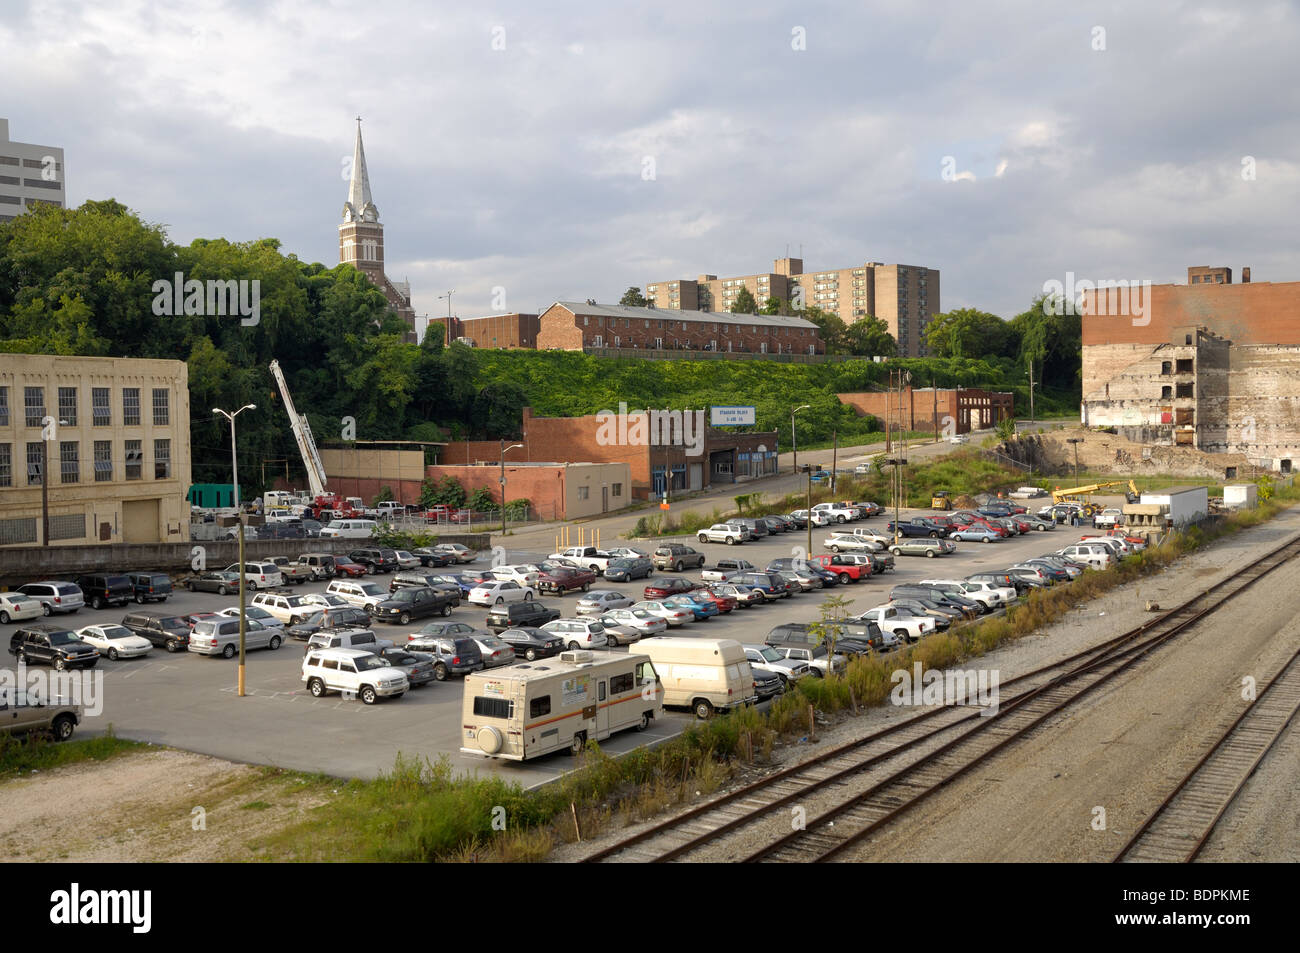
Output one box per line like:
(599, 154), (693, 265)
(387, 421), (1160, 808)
(811, 502), (859, 524)
(700, 559), (757, 583)
(549, 547), (616, 573)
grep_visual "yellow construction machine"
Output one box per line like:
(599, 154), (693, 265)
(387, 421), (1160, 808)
(1051, 480), (1140, 515)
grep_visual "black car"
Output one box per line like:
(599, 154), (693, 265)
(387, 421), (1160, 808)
(75, 574), (133, 611)
(784, 512), (809, 529)
(758, 516), (789, 534)
(603, 557), (654, 582)
(258, 521), (305, 539)
(9, 625), (99, 670)
(497, 626), (565, 661)
(372, 586), (457, 624)
(389, 571), (462, 603)
(349, 548), (398, 573)
(377, 647), (437, 686)
(287, 606), (372, 640)
(765, 619), (887, 655)
(120, 611), (193, 652)
(127, 572), (173, 604)
(486, 600), (562, 633)
(766, 558), (838, 587)
(401, 634), (485, 679)
(411, 548), (454, 568)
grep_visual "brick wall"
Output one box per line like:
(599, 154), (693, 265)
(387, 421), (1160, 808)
(537, 304), (823, 356)
(1082, 280), (1300, 349)
(837, 388), (1012, 433)
(457, 313), (540, 349)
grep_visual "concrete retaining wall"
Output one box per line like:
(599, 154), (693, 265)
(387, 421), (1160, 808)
(0, 534), (492, 589)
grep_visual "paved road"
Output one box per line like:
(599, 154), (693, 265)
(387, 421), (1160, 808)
(1, 499), (1099, 785)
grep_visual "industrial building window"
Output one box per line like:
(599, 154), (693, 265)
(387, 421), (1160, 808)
(60, 441), (79, 483)
(58, 387), (77, 426)
(1161, 386), (1172, 398)
(48, 513), (86, 541)
(152, 388), (170, 426)
(24, 386), (45, 427)
(1160, 362), (1171, 375)
(93, 440), (112, 481)
(0, 386), (8, 427)
(1175, 383), (1193, 399)
(577, 486), (589, 500)
(92, 387), (111, 426)
(0, 517), (38, 546)
(0, 443), (9, 487)
(123, 388), (140, 426)
(1175, 359), (1193, 374)
(124, 440), (142, 480)
(26, 442), (44, 485)
(612, 483), (622, 497)
(154, 438), (171, 479)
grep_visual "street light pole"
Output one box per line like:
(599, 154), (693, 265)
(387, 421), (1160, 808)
(791, 404), (810, 473)
(500, 440), (523, 538)
(214, 404), (256, 697)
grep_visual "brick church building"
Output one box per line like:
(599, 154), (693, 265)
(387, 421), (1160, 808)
(339, 119), (417, 341)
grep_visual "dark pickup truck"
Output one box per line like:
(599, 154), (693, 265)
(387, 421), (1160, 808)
(121, 611), (192, 653)
(371, 586), (458, 625)
(886, 519), (952, 539)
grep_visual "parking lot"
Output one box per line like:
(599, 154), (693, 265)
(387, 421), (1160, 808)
(0, 503), (1103, 784)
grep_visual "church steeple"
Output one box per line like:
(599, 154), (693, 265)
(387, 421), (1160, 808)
(342, 117), (379, 224)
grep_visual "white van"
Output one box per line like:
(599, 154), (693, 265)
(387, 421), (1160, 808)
(459, 650), (663, 760)
(631, 637), (756, 719)
(319, 519), (378, 539)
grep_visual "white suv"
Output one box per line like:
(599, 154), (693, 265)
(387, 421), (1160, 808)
(540, 618), (609, 650)
(325, 579), (389, 612)
(301, 647), (408, 704)
(697, 524), (746, 545)
(224, 562), (283, 590)
(250, 591), (317, 624)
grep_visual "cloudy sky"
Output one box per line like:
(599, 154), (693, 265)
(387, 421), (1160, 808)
(4, 0), (1297, 331)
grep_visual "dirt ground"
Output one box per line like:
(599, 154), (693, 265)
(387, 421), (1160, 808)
(0, 748), (329, 862)
(1010, 426), (1261, 480)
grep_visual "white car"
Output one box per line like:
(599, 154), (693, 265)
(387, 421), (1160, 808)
(76, 624), (153, 660)
(491, 564), (541, 587)
(301, 647), (408, 704)
(918, 579), (1010, 610)
(632, 600), (694, 627)
(823, 533), (882, 554)
(468, 580), (536, 606)
(790, 508), (832, 527)
(539, 618), (609, 651)
(217, 605), (285, 630)
(324, 580), (390, 612)
(857, 606), (936, 643)
(392, 550), (421, 571)
(433, 543), (476, 563)
(302, 593), (349, 609)
(250, 591), (317, 624)
(0, 592), (43, 624)
(575, 590), (634, 615)
(604, 547), (648, 560)
(947, 433), (969, 444)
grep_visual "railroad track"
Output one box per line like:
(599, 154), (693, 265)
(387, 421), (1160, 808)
(1114, 644), (1300, 863)
(581, 532), (1300, 864)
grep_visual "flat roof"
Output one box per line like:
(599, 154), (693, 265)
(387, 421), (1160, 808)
(552, 300), (818, 330)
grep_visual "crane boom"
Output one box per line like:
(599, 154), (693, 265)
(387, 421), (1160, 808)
(269, 360), (328, 498)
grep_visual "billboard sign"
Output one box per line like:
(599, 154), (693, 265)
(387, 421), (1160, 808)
(710, 405), (756, 427)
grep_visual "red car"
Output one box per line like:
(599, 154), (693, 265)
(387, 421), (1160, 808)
(332, 556), (368, 577)
(694, 589), (737, 613)
(953, 516), (1011, 537)
(643, 577), (699, 599)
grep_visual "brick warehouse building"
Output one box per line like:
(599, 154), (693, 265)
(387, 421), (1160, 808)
(423, 462), (629, 520)
(535, 301), (823, 357)
(428, 313), (540, 349)
(1081, 265), (1300, 470)
(837, 387), (1014, 434)
(439, 408), (779, 500)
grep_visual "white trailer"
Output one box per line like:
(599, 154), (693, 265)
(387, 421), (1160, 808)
(459, 651), (663, 760)
(1138, 485), (1209, 528)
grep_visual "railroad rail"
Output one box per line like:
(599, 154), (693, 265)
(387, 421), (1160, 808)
(581, 532), (1300, 864)
(1114, 644), (1300, 863)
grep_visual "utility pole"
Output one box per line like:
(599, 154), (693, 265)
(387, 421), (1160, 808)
(932, 373), (939, 443)
(500, 440), (524, 538)
(1028, 358), (1036, 425)
(830, 431), (838, 493)
(884, 371), (892, 453)
(1067, 437), (1083, 485)
(791, 404), (810, 473)
(804, 465), (813, 558)
(214, 404), (256, 697)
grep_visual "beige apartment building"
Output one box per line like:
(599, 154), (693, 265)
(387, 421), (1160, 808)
(646, 257), (940, 356)
(0, 355), (192, 547)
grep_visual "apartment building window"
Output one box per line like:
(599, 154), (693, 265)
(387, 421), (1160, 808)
(154, 438), (171, 479)
(94, 440), (112, 481)
(123, 388), (141, 426)
(24, 387), (45, 427)
(0, 386), (7, 427)
(125, 440), (142, 480)
(612, 483), (622, 498)
(58, 386), (77, 426)
(60, 441), (79, 483)
(152, 388), (170, 425)
(654, 337), (663, 349)
(583, 316), (589, 326)
(26, 442), (44, 485)
(92, 387), (111, 426)
(0, 443), (10, 487)
(592, 335), (604, 347)
(577, 486), (589, 500)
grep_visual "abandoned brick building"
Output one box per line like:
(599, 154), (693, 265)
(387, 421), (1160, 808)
(1081, 266), (1300, 472)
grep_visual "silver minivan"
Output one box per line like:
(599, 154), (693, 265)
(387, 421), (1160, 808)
(189, 618), (282, 657)
(16, 581), (86, 616)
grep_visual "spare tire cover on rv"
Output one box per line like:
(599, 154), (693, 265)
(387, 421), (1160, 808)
(477, 726), (504, 754)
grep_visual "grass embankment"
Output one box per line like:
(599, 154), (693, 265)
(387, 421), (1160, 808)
(631, 450), (1026, 538)
(0, 727), (144, 780)
(240, 482), (1299, 862)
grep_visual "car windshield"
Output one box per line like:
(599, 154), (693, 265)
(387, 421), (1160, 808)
(298, 612), (324, 626)
(355, 656), (387, 672)
(757, 646), (781, 662)
(95, 625), (134, 639)
(359, 584), (383, 595)
(49, 631), (80, 645)
(388, 653), (415, 664)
